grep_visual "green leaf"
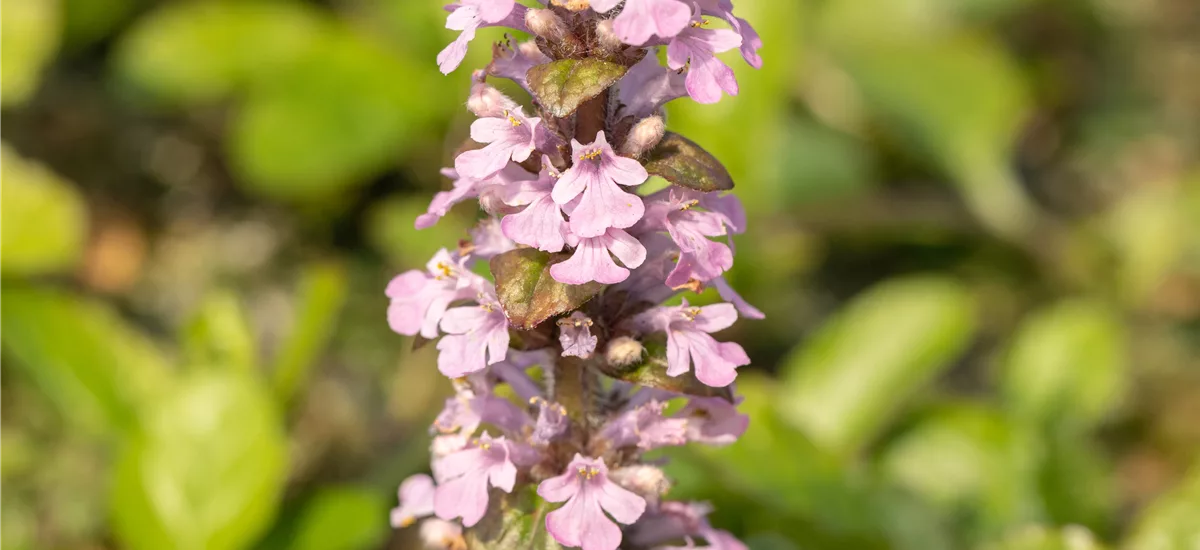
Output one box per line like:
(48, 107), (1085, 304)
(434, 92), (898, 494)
(778, 276), (977, 455)
(0, 285), (171, 435)
(1124, 462), (1200, 550)
(289, 487), (389, 550)
(595, 338), (734, 401)
(0, 0), (59, 106)
(490, 249), (603, 331)
(111, 370), (288, 550)
(982, 526), (1106, 550)
(272, 260), (348, 406)
(526, 59), (627, 118)
(1000, 299), (1127, 430)
(114, 1), (324, 104)
(183, 290), (258, 373)
(644, 132), (736, 192)
(0, 146), (88, 276)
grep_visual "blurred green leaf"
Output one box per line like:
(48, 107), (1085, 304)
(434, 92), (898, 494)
(228, 27), (434, 200)
(289, 487), (389, 550)
(183, 290), (259, 373)
(879, 404), (1041, 536)
(1, 285), (171, 435)
(272, 260), (348, 405)
(367, 195), (473, 268)
(1037, 433), (1115, 535)
(779, 120), (876, 203)
(820, 0), (1035, 237)
(62, 0), (137, 48)
(0, 0), (59, 106)
(1000, 299), (1127, 430)
(111, 370), (287, 550)
(1, 146), (88, 276)
(1123, 463), (1200, 550)
(983, 526), (1105, 550)
(115, 1), (324, 104)
(778, 276), (977, 455)
(1104, 185), (1188, 306)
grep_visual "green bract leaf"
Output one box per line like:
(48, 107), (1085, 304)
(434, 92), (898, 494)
(111, 371), (287, 550)
(644, 132), (736, 192)
(490, 249), (602, 331)
(778, 276), (977, 455)
(596, 339), (734, 401)
(526, 59), (627, 118)
(0, 147), (88, 276)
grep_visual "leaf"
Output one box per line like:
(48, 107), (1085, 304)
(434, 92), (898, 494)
(111, 371), (288, 550)
(0, 285), (171, 435)
(289, 487), (389, 550)
(1, 0), (59, 106)
(0, 146), (88, 276)
(272, 260), (348, 406)
(1124, 462), (1200, 550)
(1000, 299), (1127, 430)
(526, 59), (627, 118)
(644, 132), (735, 192)
(778, 276), (977, 455)
(183, 290), (258, 373)
(490, 249), (603, 331)
(982, 526), (1105, 550)
(595, 338), (734, 401)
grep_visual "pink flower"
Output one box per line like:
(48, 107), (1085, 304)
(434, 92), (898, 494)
(437, 1), (528, 75)
(627, 501), (747, 550)
(710, 276), (764, 320)
(417, 164), (528, 230)
(558, 312), (597, 358)
(617, 56), (689, 119)
(642, 190), (740, 288)
(488, 38), (551, 94)
(455, 106), (543, 179)
(468, 218), (516, 260)
(529, 396), (569, 446)
(433, 433), (520, 527)
(634, 301), (749, 387)
(666, 10), (742, 104)
(538, 455), (647, 550)
(550, 228), (647, 285)
(696, 0), (764, 68)
(436, 289), (510, 377)
(391, 474), (436, 528)
(387, 249), (484, 339)
(591, 0), (691, 45)
(553, 132), (647, 238)
(678, 396), (748, 446)
(598, 399), (689, 450)
(500, 158), (567, 252)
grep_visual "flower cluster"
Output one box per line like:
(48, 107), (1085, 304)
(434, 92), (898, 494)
(388, 1), (762, 549)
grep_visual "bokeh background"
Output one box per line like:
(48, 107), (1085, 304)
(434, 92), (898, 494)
(3, 0), (1199, 549)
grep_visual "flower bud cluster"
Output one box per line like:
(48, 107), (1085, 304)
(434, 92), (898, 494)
(388, 1), (764, 548)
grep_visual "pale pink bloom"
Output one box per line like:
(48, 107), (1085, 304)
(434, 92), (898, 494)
(678, 396), (748, 446)
(666, 9), (742, 104)
(538, 455), (647, 550)
(617, 55), (689, 119)
(387, 249), (484, 339)
(553, 132), (647, 238)
(455, 106), (543, 180)
(550, 228), (647, 285)
(436, 289), (510, 377)
(591, 0), (692, 45)
(500, 158), (568, 252)
(468, 217), (516, 260)
(433, 433), (519, 527)
(391, 474), (436, 528)
(633, 301), (749, 387)
(598, 399), (689, 450)
(437, 1), (528, 74)
(488, 38), (551, 94)
(558, 311), (597, 358)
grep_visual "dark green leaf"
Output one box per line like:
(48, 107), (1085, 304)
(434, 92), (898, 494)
(526, 59), (627, 118)
(490, 249), (602, 331)
(595, 338), (734, 401)
(644, 132), (735, 192)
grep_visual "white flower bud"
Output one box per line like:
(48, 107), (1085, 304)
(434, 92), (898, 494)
(605, 336), (644, 368)
(526, 9), (569, 41)
(620, 115), (665, 157)
(419, 518), (466, 550)
(609, 465), (671, 505)
(596, 20), (624, 51)
(466, 84), (515, 118)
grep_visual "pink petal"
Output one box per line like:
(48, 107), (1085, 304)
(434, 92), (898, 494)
(690, 303), (738, 333)
(440, 306), (491, 335)
(569, 179), (645, 237)
(606, 228), (647, 269)
(545, 493), (587, 547)
(550, 237), (629, 285)
(597, 481), (647, 524)
(537, 469), (581, 503)
(433, 471), (490, 527)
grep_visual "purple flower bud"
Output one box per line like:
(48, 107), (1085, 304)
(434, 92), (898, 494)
(605, 335), (646, 368)
(525, 8), (569, 41)
(466, 83), (518, 118)
(621, 115), (666, 157)
(529, 396), (569, 445)
(537, 455), (647, 550)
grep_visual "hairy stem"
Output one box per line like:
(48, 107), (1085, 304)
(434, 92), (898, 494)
(551, 356), (593, 438)
(574, 90), (608, 144)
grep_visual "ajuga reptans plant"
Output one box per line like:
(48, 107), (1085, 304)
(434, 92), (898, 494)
(388, 1), (763, 549)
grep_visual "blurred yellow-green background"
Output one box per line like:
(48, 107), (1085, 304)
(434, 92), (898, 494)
(2, 0), (1199, 549)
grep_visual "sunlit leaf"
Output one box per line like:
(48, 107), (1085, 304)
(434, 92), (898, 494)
(111, 371), (287, 550)
(644, 133), (736, 192)
(183, 290), (258, 373)
(289, 487), (389, 550)
(272, 260), (348, 405)
(527, 59), (627, 118)
(1124, 462), (1200, 550)
(0, 0), (59, 106)
(1000, 299), (1127, 430)
(778, 276), (977, 455)
(0, 286), (171, 435)
(982, 525), (1105, 550)
(490, 249), (603, 331)
(0, 146), (88, 276)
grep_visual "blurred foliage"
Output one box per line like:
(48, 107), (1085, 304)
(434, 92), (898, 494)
(2, 0), (1199, 549)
